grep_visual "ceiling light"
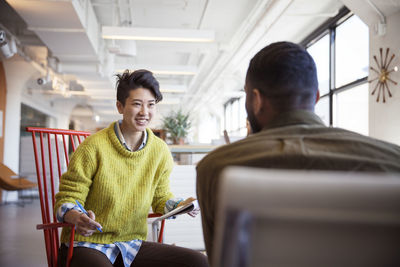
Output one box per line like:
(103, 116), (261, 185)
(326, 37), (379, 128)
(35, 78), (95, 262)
(158, 100), (181, 105)
(161, 89), (186, 93)
(102, 26), (215, 43)
(116, 65), (197, 76)
(152, 70), (196, 75)
(115, 69), (196, 76)
(160, 85), (187, 93)
(90, 95), (115, 100)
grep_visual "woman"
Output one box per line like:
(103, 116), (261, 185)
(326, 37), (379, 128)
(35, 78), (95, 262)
(55, 70), (208, 267)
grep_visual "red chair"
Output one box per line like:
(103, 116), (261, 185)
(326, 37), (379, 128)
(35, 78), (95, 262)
(26, 127), (165, 267)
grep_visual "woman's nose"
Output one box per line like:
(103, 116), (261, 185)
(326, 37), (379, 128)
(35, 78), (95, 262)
(139, 105), (147, 115)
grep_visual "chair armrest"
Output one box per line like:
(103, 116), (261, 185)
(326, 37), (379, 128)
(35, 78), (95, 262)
(148, 214), (166, 243)
(148, 213), (163, 218)
(37, 222), (75, 267)
(36, 222), (75, 230)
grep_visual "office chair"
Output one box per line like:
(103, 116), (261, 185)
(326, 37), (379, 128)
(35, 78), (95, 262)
(26, 127), (165, 267)
(213, 167), (400, 267)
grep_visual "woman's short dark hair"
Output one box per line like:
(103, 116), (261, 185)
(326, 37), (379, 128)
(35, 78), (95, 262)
(116, 69), (163, 105)
(246, 41), (318, 105)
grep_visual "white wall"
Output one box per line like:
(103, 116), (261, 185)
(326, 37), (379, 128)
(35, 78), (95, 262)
(2, 57), (37, 202)
(2, 56), (84, 201)
(369, 11), (400, 145)
(3, 57), (38, 173)
(3, 56), (81, 172)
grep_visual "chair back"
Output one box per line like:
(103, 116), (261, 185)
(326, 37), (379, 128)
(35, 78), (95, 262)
(213, 167), (400, 267)
(26, 127), (90, 267)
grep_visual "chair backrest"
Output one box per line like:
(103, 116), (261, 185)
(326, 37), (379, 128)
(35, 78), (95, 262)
(26, 127), (91, 226)
(26, 127), (90, 267)
(213, 166), (400, 267)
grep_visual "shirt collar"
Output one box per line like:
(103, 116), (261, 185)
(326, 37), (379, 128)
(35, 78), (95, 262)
(114, 120), (147, 151)
(262, 110), (325, 131)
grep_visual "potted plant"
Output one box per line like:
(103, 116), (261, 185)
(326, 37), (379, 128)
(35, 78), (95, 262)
(161, 109), (191, 144)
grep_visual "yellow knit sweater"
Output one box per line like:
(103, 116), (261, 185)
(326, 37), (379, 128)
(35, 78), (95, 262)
(55, 122), (174, 244)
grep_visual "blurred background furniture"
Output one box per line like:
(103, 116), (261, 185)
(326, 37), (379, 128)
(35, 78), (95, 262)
(169, 145), (217, 165)
(0, 162), (36, 205)
(213, 167), (400, 267)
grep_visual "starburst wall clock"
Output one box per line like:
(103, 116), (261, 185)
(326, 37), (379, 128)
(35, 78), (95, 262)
(369, 48), (398, 103)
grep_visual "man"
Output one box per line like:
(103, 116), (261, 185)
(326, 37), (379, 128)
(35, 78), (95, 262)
(196, 41), (400, 262)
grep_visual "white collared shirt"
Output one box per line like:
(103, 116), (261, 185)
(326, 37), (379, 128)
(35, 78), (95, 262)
(114, 119), (147, 151)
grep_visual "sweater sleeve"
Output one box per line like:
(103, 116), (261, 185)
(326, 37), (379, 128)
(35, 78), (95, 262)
(151, 151), (174, 214)
(54, 143), (97, 214)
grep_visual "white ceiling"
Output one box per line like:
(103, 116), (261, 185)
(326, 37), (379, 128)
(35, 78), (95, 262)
(2, 0), (399, 128)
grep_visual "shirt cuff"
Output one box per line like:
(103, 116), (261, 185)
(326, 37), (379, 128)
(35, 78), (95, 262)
(56, 203), (82, 222)
(164, 197), (184, 214)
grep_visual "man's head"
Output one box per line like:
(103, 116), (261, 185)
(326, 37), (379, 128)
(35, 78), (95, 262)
(115, 69), (163, 132)
(245, 41), (319, 133)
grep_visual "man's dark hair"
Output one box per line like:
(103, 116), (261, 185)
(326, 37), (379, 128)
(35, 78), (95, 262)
(246, 41), (318, 109)
(116, 69), (162, 105)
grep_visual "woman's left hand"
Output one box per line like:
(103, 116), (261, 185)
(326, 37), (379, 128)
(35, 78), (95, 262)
(187, 204), (200, 217)
(177, 197), (200, 218)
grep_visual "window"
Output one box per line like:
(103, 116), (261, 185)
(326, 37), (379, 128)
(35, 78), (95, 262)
(333, 83), (369, 135)
(224, 96), (247, 137)
(314, 95), (329, 126)
(307, 34), (330, 96)
(20, 103), (51, 136)
(302, 7), (369, 135)
(335, 15), (369, 88)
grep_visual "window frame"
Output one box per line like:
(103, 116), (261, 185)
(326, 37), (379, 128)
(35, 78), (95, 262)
(300, 6), (368, 126)
(224, 96), (246, 136)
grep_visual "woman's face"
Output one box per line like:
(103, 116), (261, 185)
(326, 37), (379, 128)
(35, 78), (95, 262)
(116, 87), (156, 132)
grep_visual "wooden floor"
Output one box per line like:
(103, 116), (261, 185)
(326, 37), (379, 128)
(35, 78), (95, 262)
(0, 198), (47, 267)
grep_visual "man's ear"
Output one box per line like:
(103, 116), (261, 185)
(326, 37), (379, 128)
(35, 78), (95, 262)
(252, 89), (263, 115)
(116, 101), (123, 114)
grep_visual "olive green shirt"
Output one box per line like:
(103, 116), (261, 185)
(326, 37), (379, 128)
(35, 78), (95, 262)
(196, 110), (400, 261)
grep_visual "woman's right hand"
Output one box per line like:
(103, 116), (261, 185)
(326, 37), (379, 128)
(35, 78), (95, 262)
(64, 209), (102, 237)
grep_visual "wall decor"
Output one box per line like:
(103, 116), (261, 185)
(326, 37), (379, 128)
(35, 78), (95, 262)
(369, 48), (398, 103)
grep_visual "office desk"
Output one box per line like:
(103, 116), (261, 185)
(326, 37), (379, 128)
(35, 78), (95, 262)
(168, 145), (218, 165)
